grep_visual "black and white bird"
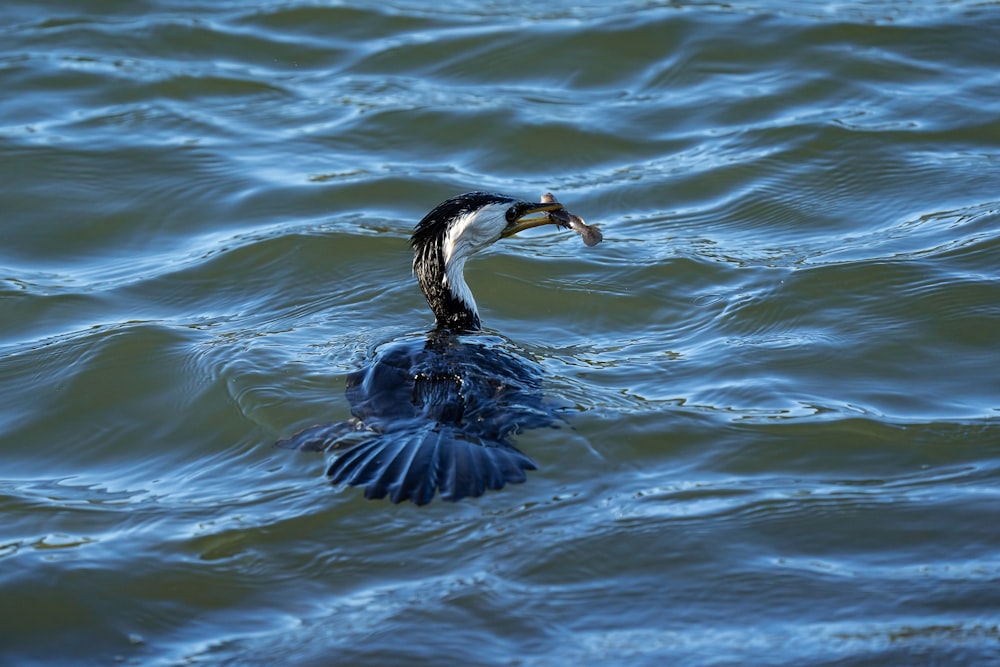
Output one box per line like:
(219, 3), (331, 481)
(279, 192), (590, 505)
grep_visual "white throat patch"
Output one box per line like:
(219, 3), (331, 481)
(440, 202), (510, 316)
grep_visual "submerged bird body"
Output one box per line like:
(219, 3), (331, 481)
(279, 192), (595, 504)
(283, 331), (556, 504)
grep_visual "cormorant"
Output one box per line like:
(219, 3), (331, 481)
(278, 191), (599, 505)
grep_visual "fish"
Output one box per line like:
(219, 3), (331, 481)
(540, 192), (603, 246)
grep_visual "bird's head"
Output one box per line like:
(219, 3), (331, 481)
(411, 192), (567, 331)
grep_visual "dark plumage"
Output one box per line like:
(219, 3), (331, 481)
(278, 192), (577, 505)
(279, 331), (555, 504)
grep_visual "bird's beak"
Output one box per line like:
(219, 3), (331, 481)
(500, 202), (566, 238)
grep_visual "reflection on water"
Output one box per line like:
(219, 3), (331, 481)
(2, 1), (1000, 664)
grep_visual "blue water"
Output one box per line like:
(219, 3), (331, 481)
(2, 1), (1000, 665)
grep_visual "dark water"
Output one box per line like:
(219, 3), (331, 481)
(3, 1), (1000, 665)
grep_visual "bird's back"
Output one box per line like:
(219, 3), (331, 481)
(279, 330), (561, 504)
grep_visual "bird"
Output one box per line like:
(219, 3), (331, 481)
(278, 191), (593, 505)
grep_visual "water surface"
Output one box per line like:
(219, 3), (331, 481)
(2, 1), (1000, 665)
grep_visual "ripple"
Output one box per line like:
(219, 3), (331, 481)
(4, 1), (1000, 665)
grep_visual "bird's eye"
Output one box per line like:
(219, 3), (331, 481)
(505, 206), (518, 223)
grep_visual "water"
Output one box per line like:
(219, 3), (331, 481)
(2, 1), (1000, 665)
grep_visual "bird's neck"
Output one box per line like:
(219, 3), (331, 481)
(414, 245), (481, 331)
